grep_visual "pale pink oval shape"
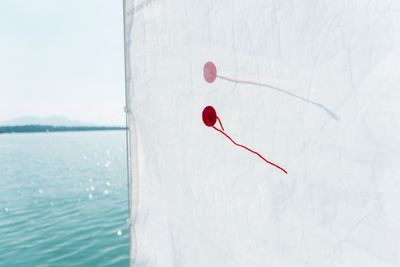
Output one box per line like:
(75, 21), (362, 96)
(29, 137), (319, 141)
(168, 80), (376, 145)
(203, 61), (217, 83)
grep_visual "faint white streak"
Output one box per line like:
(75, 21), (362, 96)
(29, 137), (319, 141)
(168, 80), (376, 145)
(218, 75), (340, 121)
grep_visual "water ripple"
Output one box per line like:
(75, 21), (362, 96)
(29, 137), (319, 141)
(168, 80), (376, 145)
(0, 132), (129, 266)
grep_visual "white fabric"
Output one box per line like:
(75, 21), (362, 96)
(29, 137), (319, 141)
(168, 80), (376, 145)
(124, 1), (400, 266)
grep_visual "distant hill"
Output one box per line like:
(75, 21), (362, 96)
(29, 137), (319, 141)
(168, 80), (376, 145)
(0, 116), (126, 134)
(0, 116), (91, 127)
(0, 125), (126, 134)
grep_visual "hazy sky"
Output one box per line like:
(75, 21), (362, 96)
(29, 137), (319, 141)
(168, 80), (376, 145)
(0, 0), (125, 125)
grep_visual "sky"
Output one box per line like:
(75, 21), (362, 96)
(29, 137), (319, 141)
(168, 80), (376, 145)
(0, 0), (126, 126)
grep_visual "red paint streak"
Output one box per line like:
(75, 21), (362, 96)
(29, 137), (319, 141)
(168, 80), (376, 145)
(216, 116), (224, 131)
(202, 106), (287, 174)
(212, 126), (287, 174)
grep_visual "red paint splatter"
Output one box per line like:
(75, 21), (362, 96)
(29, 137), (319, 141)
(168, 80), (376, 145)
(202, 106), (287, 174)
(203, 61), (217, 83)
(202, 106), (217, 127)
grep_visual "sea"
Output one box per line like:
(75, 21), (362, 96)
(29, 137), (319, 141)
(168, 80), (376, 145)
(0, 131), (129, 267)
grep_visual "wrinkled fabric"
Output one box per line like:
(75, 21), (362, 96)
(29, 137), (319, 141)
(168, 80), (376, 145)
(124, 1), (400, 266)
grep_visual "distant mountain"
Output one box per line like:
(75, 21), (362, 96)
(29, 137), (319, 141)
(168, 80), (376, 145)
(0, 116), (92, 127)
(0, 125), (126, 134)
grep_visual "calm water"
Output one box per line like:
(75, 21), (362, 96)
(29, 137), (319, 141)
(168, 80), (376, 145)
(0, 131), (129, 266)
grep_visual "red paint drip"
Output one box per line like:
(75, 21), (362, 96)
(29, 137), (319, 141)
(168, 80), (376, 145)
(216, 116), (224, 131)
(202, 106), (287, 174)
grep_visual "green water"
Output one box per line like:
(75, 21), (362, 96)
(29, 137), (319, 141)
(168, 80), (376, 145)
(0, 131), (129, 266)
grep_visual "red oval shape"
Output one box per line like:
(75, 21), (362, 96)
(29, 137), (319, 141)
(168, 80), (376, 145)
(203, 61), (217, 83)
(202, 106), (217, 127)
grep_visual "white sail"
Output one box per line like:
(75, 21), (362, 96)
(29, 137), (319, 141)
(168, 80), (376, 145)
(124, 0), (400, 266)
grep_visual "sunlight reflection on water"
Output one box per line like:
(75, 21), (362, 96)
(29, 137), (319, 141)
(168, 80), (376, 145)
(0, 131), (129, 267)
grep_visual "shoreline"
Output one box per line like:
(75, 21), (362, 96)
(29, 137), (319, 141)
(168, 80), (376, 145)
(0, 125), (126, 134)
